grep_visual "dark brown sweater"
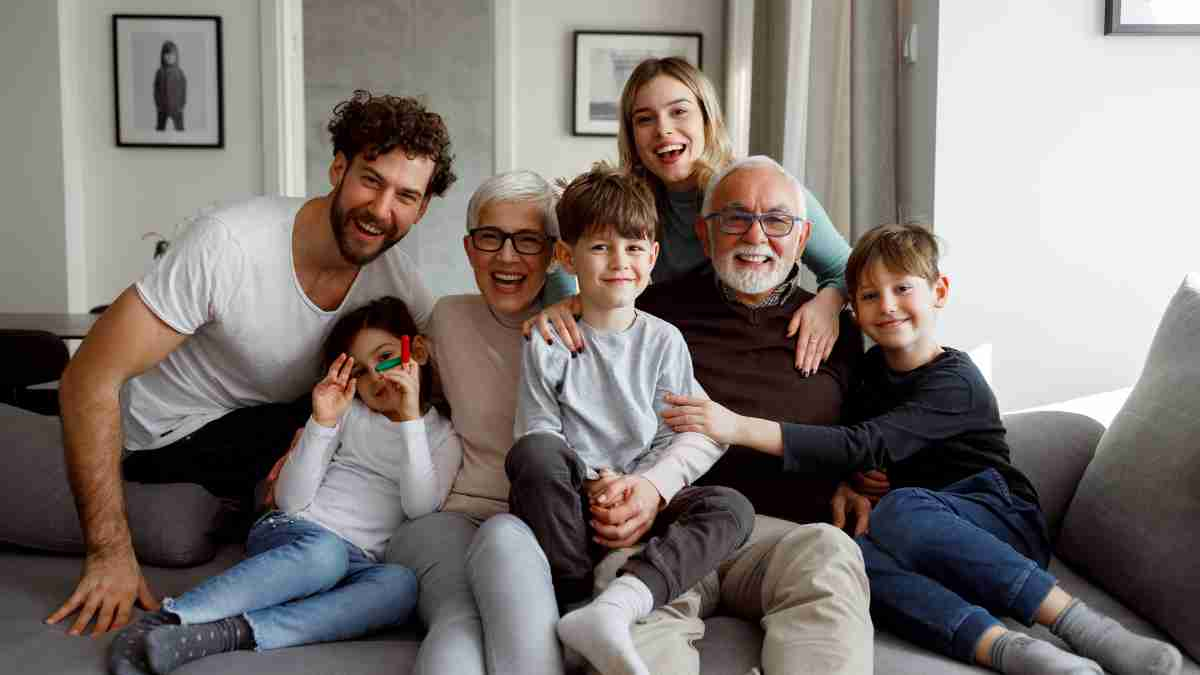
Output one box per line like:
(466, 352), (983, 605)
(638, 265), (862, 524)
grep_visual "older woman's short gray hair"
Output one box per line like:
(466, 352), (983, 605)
(701, 155), (807, 217)
(465, 170), (560, 239)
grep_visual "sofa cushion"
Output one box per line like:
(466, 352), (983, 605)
(1058, 273), (1200, 662)
(0, 404), (220, 567)
(1001, 410), (1103, 542)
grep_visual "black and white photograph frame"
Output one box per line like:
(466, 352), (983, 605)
(573, 31), (702, 137)
(113, 14), (224, 148)
(1105, 0), (1200, 35)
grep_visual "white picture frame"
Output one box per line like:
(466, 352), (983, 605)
(1105, 0), (1200, 35)
(573, 31), (702, 137)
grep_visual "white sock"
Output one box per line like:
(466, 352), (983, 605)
(557, 574), (654, 675)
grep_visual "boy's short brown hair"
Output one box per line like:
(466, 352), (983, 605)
(846, 223), (942, 302)
(555, 162), (657, 245)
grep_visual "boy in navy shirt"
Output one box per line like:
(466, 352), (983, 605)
(664, 224), (1181, 675)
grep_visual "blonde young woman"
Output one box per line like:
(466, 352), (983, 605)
(529, 57), (851, 377)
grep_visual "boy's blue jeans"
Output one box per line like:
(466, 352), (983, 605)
(857, 469), (1056, 664)
(162, 511), (417, 650)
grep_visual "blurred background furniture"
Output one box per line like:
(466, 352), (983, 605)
(0, 329), (69, 415)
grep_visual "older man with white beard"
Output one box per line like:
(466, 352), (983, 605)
(608, 156), (874, 674)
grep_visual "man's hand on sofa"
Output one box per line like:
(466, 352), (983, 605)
(46, 544), (159, 635)
(830, 481), (872, 537)
(587, 473), (663, 549)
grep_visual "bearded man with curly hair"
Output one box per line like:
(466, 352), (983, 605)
(47, 91), (457, 639)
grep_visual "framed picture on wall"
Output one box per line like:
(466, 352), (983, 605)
(112, 14), (224, 148)
(573, 31), (702, 137)
(1105, 0), (1200, 34)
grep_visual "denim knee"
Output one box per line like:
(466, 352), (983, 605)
(297, 530), (351, 591)
(373, 565), (419, 617)
(869, 487), (940, 541)
(504, 433), (574, 484)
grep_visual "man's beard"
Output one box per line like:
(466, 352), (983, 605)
(713, 243), (790, 295)
(329, 179), (401, 266)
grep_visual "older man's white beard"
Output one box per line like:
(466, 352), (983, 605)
(714, 245), (790, 295)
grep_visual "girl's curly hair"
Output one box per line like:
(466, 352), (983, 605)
(327, 90), (457, 198)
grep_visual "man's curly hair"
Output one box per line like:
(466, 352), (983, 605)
(327, 90), (457, 198)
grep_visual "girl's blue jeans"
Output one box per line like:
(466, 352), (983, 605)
(858, 468), (1057, 664)
(162, 511), (417, 650)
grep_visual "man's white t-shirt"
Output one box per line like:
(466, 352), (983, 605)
(121, 195), (434, 451)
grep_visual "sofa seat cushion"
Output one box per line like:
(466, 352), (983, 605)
(0, 403), (221, 567)
(3, 544), (422, 675)
(1058, 273), (1200, 662)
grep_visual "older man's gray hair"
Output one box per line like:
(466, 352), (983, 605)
(701, 155), (807, 218)
(466, 169), (560, 239)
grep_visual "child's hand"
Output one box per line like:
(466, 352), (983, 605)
(850, 469), (891, 505)
(379, 359), (422, 421)
(831, 481), (872, 536)
(661, 393), (742, 445)
(586, 468), (630, 507)
(312, 353), (356, 427)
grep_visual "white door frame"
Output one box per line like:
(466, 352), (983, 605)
(260, 0), (306, 197)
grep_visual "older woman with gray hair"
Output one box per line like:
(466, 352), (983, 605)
(384, 170), (567, 675)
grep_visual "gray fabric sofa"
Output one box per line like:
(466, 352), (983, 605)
(4, 401), (1196, 674)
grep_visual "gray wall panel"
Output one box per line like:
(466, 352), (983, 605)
(304, 0), (492, 298)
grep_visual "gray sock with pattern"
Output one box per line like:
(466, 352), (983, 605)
(107, 609), (179, 675)
(1051, 600), (1183, 675)
(145, 615), (254, 674)
(989, 632), (1103, 675)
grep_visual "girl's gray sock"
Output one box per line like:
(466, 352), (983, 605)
(144, 615), (253, 674)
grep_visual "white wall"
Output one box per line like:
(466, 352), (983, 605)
(58, 0), (263, 310)
(509, 0), (726, 181)
(935, 2), (1200, 411)
(1, 3), (69, 312)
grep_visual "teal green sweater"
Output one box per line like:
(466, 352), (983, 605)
(543, 185), (849, 305)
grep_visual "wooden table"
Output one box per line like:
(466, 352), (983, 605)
(0, 313), (99, 340)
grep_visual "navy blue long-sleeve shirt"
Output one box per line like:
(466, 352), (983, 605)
(780, 346), (1039, 506)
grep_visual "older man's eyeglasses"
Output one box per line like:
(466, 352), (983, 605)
(703, 209), (804, 238)
(468, 227), (552, 255)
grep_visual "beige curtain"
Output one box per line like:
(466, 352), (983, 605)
(803, 0), (899, 243)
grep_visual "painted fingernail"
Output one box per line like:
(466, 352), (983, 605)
(546, 339), (553, 345)
(524, 334), (530, 341)
(570, 351), (577, 359)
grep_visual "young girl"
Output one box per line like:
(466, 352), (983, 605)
(109, 297), (462, 675)
(532, 57), (851, 377)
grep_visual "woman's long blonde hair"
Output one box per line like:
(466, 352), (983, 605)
(617, 57), (733, 194)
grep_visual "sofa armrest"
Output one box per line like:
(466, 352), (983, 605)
(1001, 410), (1104, 543)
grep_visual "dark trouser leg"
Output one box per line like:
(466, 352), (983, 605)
(122, 398), (312, 537)
(862, 469), (1057, 662)
(170, 111), (183, 131)
(621, 485), (754, 608)
(156, 111), (167, 130)
(505, 433), (595, 609)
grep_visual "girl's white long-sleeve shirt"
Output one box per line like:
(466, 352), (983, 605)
(274, 398), (463, 560)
